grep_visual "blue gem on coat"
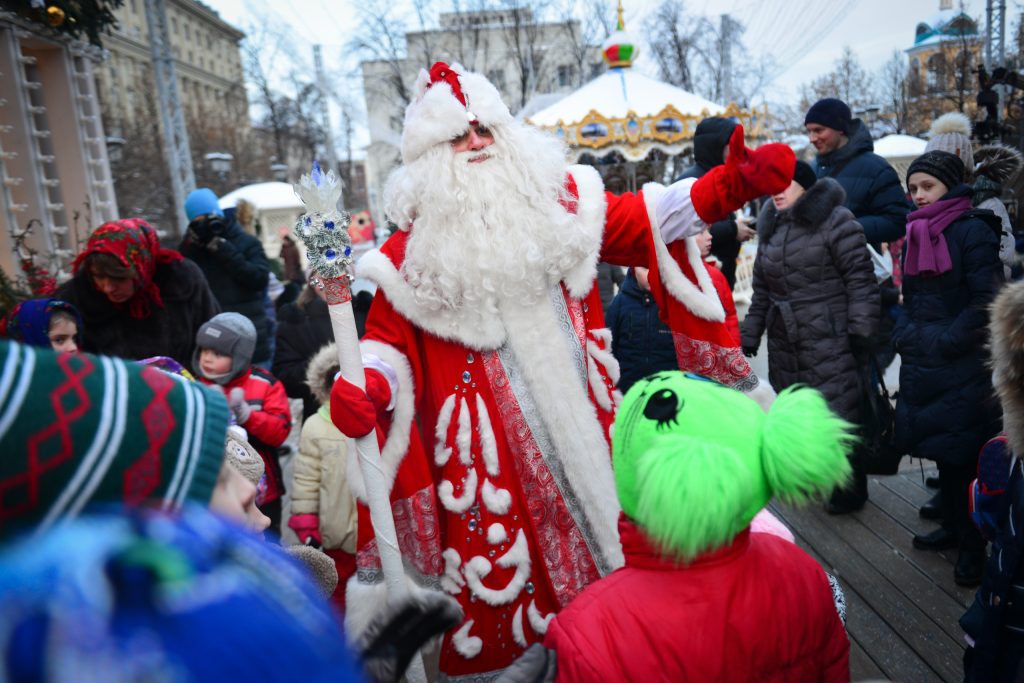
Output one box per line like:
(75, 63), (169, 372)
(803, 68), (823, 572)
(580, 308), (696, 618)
(467, 353), (475, 363)
(468, 519), (478, 531)
(525, 581), (535, 594)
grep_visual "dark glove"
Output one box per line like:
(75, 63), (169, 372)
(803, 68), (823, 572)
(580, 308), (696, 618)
(742, 345), (758, 358)
(848, 334), (872, 356)
(359, 592), (462, 683)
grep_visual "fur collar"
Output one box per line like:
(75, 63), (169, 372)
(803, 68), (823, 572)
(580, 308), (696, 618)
(990, 281), (1024, 456)
(762, 177), (846, 230)
(357, 165), (606, 350)
(305, 342), (339, 407)
(975, 144), (1024, 187)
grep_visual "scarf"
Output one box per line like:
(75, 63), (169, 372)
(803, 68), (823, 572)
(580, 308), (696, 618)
(903, 195), (971, 277)
(0, 298), (82, 348)
(71, 218), (184, 320)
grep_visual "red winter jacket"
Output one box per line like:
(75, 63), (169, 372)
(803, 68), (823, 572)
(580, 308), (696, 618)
(544, 518), (850, 683)
(201, 367), (291, 502)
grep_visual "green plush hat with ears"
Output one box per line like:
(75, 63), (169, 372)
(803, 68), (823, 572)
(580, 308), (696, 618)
(612, 372), (855, 561)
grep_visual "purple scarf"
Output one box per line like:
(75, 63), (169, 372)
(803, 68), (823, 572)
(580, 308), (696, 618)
(903, 195), (971, 277)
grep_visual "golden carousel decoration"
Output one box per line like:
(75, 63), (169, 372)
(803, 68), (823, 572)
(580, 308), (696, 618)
(527, 2), (768, 193)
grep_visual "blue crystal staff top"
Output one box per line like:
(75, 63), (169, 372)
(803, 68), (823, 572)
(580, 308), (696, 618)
(292, 161), (354, 281)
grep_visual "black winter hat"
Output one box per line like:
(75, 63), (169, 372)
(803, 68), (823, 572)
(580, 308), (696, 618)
(693, 117), (739, 170)
(906, 150), (965, 193)
(804, 98), (852, 135)
(793, 161), (818, 190)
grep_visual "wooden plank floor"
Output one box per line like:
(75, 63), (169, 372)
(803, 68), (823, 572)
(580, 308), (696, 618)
(770, 459), (976, 683)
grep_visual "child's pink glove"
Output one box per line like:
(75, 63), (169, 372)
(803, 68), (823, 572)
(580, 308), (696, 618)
(288, 513), (322, 546)
(330, 370), (392, 438)
(228, 387), (251, 425)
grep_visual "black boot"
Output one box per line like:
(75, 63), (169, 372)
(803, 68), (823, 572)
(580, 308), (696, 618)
(913, 526), (958, 551)
(919, 491), (943, 520)
(826, 468), (867, 515)
(954, 545), (986, 586)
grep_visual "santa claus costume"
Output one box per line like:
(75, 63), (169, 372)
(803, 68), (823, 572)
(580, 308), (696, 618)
(333, 62), (795, 680)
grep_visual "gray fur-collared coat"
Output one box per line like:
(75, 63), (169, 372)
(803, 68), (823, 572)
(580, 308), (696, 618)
(741, 178), (880, 422)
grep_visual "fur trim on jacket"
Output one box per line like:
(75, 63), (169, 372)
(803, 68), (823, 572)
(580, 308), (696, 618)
(305, 342), (339, 407)
(990, 281), (1024, 456)
(975, 144), (1024, 187)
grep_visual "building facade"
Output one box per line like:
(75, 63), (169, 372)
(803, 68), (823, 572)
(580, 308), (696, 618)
(97, 0), (247, 135)
(905, 0), (983, 126)
(361, 8), (601, 223)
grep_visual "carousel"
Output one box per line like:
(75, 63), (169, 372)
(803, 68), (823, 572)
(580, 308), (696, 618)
(527, 5), (767, 193)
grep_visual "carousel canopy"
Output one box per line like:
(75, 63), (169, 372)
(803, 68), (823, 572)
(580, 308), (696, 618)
(529, 69), (725, 129)
(526, 2), (761, 162)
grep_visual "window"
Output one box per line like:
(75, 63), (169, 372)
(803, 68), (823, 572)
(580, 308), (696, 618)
(184, 23), (190, 40)
(927, 53), (948, 93)
(557, 64), (574, 87)
(171, 17), (178, 34)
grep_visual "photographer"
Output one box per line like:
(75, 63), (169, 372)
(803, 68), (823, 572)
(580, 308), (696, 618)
(180, 188), (273, 368)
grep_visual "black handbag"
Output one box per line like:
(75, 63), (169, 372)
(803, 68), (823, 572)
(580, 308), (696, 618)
(859, 356), (903, 475)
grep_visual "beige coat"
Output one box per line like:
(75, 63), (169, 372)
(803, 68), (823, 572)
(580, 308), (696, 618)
(291, 343), (357, 552)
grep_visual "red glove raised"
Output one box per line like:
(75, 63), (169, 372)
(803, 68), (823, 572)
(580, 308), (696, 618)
(287, 513), (322, 546)
(691, 125), (796, 224)
(330, 369), (392, 438)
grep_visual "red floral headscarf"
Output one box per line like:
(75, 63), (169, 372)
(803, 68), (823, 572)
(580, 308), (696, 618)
(72, 218), (183, 320)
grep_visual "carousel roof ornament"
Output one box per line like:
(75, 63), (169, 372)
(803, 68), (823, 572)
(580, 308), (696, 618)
(602, 0), (636, 68)
(526, 1), (766, 163)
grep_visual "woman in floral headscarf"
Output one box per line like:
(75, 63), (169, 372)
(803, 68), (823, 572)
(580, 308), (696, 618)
(55, 218), (220, 364)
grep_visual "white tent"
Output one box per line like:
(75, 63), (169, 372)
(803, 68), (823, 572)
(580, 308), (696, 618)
(218, 181), (304, 261)
(873, 135), (926, 189)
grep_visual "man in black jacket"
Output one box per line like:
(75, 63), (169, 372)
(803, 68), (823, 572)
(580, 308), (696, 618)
(805, 98), (911, 248)
(180, 188), (273, 367)
(676, 117), (756, 288)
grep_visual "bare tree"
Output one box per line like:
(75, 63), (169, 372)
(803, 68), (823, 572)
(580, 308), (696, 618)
(242, 21), (294, 164)
(878, 50), (915, 134)
(644, 0), (702, 92)
(799, 46), (875, 111)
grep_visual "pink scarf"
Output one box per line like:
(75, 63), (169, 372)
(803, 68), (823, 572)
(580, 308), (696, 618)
(903, 196), (971, 277)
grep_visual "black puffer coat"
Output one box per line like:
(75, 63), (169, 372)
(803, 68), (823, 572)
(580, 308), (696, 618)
(605, 272), (677, 394)
(741, 178), (879, 422)
(180, 220), (272, 364)
(273, 295), (333, 422)
(814, 119), (912, 248)
(893, 188), (1003, 465)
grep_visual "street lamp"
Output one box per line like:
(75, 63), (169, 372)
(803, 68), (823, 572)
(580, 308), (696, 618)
(105, 135), (126, 163)
(205, 152), (233, 179)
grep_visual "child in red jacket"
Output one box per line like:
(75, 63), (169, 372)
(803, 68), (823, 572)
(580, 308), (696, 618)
(194, 312), (292, 536)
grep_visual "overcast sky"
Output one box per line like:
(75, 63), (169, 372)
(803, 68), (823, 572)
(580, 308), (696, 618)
(201, 0), (993, 146)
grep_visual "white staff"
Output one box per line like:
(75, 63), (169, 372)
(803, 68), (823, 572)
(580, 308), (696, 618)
(293, 164), (426, 682)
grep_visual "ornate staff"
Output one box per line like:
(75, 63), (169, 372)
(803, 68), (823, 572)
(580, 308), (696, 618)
(293, 164), (425, 680)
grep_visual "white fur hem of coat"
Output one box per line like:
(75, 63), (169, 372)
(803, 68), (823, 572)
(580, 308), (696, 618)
(346, 340), (415, 502)
(497, 295), (625, 573)
(641, 182), (726, 323)
(344, 572), (443, 646)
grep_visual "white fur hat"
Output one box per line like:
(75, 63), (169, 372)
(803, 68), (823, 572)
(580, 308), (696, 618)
(925, 112), (974, 177)
(400, 61), (514, 165)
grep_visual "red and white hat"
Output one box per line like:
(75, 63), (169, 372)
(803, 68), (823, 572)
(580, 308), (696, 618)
(400, 61), (514, 164)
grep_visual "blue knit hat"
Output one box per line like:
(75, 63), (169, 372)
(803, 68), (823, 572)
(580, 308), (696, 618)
(0, 505), (364, 683)
(804, 98), (852, 135)
(184, 187), (224, 220)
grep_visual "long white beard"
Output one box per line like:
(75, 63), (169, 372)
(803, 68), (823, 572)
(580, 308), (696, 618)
(383, 124), (594, 317)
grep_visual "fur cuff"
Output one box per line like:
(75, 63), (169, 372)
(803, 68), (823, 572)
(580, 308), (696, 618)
(642, 182), (726, 322)
(562, 164), (607, 298)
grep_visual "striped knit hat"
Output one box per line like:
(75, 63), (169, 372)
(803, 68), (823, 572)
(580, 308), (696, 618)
(0, 339), (228, 541)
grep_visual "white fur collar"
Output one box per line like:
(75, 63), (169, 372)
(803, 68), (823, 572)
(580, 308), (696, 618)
(357, 165), (606, 351)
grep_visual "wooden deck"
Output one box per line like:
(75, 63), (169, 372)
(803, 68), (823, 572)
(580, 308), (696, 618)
(770, 460), (975, 683)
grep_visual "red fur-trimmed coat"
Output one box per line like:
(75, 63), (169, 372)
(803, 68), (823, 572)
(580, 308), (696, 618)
(343, 165), (763, 679)
(545, 519), (851, 683)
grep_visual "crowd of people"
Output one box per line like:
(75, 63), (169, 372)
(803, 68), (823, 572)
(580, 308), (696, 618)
(1, 60), (1023, 682)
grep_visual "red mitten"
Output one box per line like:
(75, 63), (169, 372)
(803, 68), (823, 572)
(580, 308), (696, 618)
(330, 370), (392, 438)
(691, 125), (796, 223)
(287, 513), (322, 546)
